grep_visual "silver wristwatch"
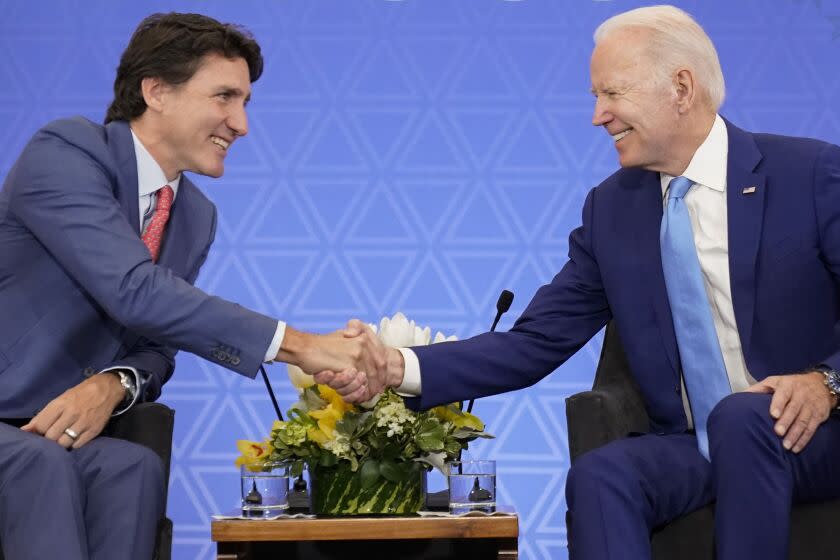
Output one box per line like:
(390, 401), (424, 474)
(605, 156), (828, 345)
(816, 366), (840, 410)
(112, 369), (137, 406)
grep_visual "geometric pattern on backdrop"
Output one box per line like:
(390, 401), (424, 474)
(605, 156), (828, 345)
(3, 1), (840, 558)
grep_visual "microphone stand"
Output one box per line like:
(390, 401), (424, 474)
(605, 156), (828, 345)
(259, 365), (307, 494)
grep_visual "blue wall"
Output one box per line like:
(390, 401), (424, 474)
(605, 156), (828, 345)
(3, 1), (840, 558)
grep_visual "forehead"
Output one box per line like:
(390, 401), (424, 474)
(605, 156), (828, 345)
(187, 53), (251, 93)
(590, 29), (652, 87)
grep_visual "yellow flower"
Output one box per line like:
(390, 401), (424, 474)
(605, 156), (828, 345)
(432, 404), (485, 431)
(234, 439), (272, 469)
(317, 384), (355, 414)
(307, 427), (330, 444)
(305, 384), (356, 443)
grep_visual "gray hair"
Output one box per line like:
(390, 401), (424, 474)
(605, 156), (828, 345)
(593, 5), (725, 110)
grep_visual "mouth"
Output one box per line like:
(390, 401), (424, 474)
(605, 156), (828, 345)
(612, 128), (633, 143)
(211, 135), (231, 151)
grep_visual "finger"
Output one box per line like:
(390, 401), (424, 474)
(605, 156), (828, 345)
(781, 404), (812, 450)
(313, 371), (337, 385)
(768, 378), (792, 419)
(744, 380), (774, 394)
(773, 386), (802, 438)
(334, 372), (367, 398)
(44, 411), (79, 443)
(329, 369), (363, 392)
(71, 425), (102, 450)
(56, 433), (77, 449)
(787, 410), (816, 453)
(343, 382), (372, 404)
(21, 403), (63, 435)
(344, 319), (367, 338)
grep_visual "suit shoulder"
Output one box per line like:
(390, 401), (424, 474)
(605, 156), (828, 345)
(37, 116), (108, 150)
(752, 132), (839, 163)
(26, 117), (113, 170)
(593, 167), (652, 196)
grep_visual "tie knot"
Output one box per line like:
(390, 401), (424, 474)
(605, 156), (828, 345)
(157, 185), (174, 211)
(668, 176), (693, 200)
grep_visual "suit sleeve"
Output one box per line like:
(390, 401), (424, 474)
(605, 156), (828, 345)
(7, 128), (277, 378)
(407, 187), (612, 410)
(812, 143), (840, 371)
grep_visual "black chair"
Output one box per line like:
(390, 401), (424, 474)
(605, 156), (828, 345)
(565, 321), (839, 559)
(0, 402), (175, 560)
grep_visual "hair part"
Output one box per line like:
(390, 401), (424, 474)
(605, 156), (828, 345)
(593, 5), (725, 111)
(105, 12), (263, 124)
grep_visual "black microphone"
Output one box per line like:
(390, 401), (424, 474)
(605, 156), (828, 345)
(466, 290), (514, 414)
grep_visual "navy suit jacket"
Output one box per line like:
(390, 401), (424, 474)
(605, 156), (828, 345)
(0, 117), (277, 417)
(411, 119), (840, 434)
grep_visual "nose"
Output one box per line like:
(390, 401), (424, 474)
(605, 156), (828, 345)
(591, 96), (612, 127)
(228, 103), (249, 137)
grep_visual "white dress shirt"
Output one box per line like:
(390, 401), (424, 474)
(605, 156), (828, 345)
(100, 132), (286, 415)
(397, 115), (756, 423)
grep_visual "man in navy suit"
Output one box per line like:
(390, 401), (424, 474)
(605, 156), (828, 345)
(320, 5), (840, 559)
(0, 12), (383, 560)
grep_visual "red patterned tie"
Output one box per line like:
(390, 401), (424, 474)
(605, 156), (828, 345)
(141, 185), (174, 263)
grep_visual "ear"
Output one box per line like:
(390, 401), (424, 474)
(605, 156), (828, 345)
(674, 68), (697, 114)
(140, 76), (170, 114)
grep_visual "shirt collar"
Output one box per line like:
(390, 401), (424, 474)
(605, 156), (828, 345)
(130, 129), (181, 198)
(660, 114), (728, 194)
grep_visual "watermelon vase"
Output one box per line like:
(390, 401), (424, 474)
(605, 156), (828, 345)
(310, 462), (425, 515)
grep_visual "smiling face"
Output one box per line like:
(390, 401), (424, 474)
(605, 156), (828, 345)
(590, 29), (684, 173)
(150, 53), (252, 179)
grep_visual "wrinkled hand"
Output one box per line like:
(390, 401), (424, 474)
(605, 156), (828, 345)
(314, 319), (404, 403)
(745, 372), (837, 453)
(21, 374), (125, 449)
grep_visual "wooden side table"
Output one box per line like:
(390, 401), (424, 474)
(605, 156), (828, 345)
(212, 514), (519, 560)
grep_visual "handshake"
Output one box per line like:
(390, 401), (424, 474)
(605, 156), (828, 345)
(277, 319), (405, 403)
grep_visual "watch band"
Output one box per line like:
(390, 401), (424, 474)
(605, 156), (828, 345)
(816, 366), (840, 410)
(112, 369), (138, 406)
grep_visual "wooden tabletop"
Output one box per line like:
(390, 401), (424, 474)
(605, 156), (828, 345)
(212, 514), (519, 542)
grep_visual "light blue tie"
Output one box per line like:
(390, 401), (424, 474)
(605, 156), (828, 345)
(660, 176), (732, 460)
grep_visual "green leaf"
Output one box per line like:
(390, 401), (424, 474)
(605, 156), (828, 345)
(360, 459), (381, 489)
(291, 461), (304, 478)
(320, 449), (338, 468)
(417, 436), (444, 452)
(379, 459), (405, 482)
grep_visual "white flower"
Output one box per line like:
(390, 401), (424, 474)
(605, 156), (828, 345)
(375, 399), (414, 437)
(376, 312), (456, 348)
(287, 365), (315, 391)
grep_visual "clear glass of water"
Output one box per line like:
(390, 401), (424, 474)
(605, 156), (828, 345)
(446, 460), (496, 514)
(240, 461), (290, 516)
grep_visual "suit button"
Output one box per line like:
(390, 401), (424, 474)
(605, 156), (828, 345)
(231, 357), (241, 366)
(83, 367), (96, 377)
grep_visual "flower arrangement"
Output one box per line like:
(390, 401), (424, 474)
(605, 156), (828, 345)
(235, 313), (493, 514)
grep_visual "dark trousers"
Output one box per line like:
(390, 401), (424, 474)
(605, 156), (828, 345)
(0, 422), (165, 560)
(565, 392), (840, 560)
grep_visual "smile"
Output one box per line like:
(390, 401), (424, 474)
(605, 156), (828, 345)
(211, 136), (230, 150)
(612, 129), (633, 143)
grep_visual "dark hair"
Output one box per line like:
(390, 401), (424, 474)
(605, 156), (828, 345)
(104, 13), (263, 124)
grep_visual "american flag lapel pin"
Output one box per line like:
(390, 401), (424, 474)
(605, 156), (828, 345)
(742, 186), (757, 194)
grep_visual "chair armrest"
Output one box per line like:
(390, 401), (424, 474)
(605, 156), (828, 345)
(565, 385), (649, 463)
(106, 402), (175, 489)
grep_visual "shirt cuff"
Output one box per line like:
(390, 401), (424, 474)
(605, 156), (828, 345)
(97, 366), (142, 416)
(264, 321), (287, 363)
(395, 348), (422, 396)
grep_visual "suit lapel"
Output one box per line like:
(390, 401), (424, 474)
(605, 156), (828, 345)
(157, 178), (197, 277)
(724, 120), (766, 357)
(631, 171), (681, 376)
(105, 121), (141, 233)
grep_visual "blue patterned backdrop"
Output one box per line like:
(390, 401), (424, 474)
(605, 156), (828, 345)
(2, 1), (840, 558)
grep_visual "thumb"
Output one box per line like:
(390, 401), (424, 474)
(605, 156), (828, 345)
(344, 319), (366, 338)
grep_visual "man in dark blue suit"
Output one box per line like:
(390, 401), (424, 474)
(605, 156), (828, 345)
(0, 12), (384, 560)
(321, 5), (840, 559)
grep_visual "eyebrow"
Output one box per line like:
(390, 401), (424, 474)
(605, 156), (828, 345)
(218, 86), (251, 103)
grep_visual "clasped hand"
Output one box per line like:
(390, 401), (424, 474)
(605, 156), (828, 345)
(308, 320), (400, 403)
(745, 371), (837, 453)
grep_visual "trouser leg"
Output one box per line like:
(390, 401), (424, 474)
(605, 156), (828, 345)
(72, 436), (165, 560)
(0, 423), (88, 560)
(565, 432), (713, 560)
(708, 392), (840, 560)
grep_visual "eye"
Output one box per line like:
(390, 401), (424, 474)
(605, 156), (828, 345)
(216, 92), (232, 101)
